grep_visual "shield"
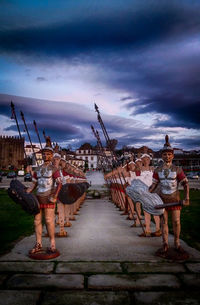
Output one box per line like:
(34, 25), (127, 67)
(126, 179), (164, 216)
(75, 183), (84, 197)
(58, 183), (82, 205)
(83, 182), (90, 190)
(8, 179), (40, 215)
(155, 201), (183, 209)
(78, 182), (89, 194)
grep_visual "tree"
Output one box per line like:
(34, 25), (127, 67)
(107, 139), (118, 151)
(84, 160), (88, 172)
(67, 144), (72, 151)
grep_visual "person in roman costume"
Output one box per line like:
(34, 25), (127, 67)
(26, 137), (62, 254)
(76, 167), (87, 209)
(133, 158), (143, 224)
(139, 154), (161, 237)
(54, 157), (71, 236)
(122, 160), (136, 221)
(116, 164), (127, 212)
(149, 135), (189, 253)
(68, 163), (79, 220)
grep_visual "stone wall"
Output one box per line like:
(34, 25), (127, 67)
(0, 136), (24, 169)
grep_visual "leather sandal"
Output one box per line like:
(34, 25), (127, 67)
(55, 231), (67, 237)
(175, 245), (185, 254)
(160, 243), (169, 254)
(47, 246), (57, 254)
(151, 230), (162, 237)
(64, 222), (72, 227)
(139, 232), (151, 237)
(131, 223), (137, 227)
(29, 242), (42, 254)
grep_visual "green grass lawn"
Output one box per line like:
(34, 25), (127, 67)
(168, 190), (200, 251)
(0, 189), (34, 255)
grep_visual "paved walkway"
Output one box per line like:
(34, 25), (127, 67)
(1, 198), (200, 262)
(0, 198), (200, 304)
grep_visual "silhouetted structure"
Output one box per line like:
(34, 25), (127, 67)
(0, 135), (24, 169)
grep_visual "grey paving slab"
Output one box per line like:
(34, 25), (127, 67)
(55, 262), (122, 273)
(0, 290), (41, 305)
(6, 274), (84, 289)
(180, 274), (200, 288)
(88, 274), (180, 290)
(134, 291), (200, 305)
(1, 198), (200, 262)
(42, 291), (130, 305)
(125, 262), (186, 273)
(0, 274), (7, 286)
(0, 261), (54, 273)
(186, 262), (200, 273)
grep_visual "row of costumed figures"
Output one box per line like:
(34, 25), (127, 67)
(8, 136), (89, 257)
(104, 135), (190, 257)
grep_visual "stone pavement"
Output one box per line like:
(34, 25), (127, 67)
(0, 198), (200, 304)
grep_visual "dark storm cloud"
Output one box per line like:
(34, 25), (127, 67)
(0, 94), (91, 145)
(0, 1), (200, 149)
(5, 122), (78, 143)
(179, 137), (200, 149)
(103, 44), (200, 129)
(0, 4), (200, 58)
(127, 93), (200, 129)
(0, 93), (159, 148)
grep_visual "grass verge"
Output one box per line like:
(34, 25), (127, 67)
(0, 189), (34, 255)
(168, 189), (200, 251)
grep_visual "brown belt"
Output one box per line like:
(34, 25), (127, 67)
(159, 190), (180, 204)
(37, 195), (50, 204)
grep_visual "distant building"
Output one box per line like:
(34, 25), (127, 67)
(61, 149), (76, 160)
(173, 153), (200, 172)
(68, 157), (85, 168)
(173, 148), (184, 155)
(0, 136), (24, 169)
(119, 146), (154, 161)
(24, 144), (43, 166)
(135, 146), (154, 158)
(75, 143), (98, 169)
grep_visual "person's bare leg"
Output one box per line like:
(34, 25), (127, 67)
(34, 210), (43, 245)
(153, 215), (161, 232)
(144, 211), (151, 234)
(121, 192), (126, 212)
(161, 210), (169, 251)
(70, 204), (76, 220)
(112, 191), (115, 204)
(75, 200), (78, 212)
(81, 193), (86, 204)
(77, 197), (81, 210)
(57, 203), (67, 234)
(127, 197), (134, 219)
(135, 202), (141, 225)
(172, 210), (181, 249)
(64, 205), (71, 227)
(111, 190), (114, 202)
(45, 208), (56, 249)
(116, 190), (120, 207)
(115, 191), (118, 206)
(73, 200), (79, 214)
(136, 202), (141, 218)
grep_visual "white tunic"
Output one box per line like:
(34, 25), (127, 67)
(141, 170), (153, 187)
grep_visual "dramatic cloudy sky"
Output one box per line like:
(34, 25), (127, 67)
(0, 0), (200, 150)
